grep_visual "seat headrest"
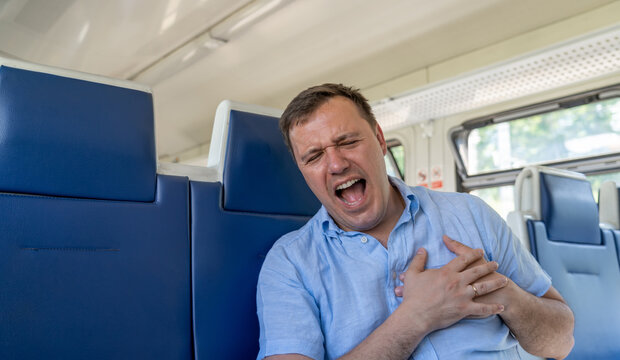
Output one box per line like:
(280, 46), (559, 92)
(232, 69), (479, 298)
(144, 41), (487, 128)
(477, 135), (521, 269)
(0, 59), (156, 202)
(515, 166), (600, 244)
(208, 100), (320, 216)
(539, 172), (600, 244)
(599, 181), (620, 230)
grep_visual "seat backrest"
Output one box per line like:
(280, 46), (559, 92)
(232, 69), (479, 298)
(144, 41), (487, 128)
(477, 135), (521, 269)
(513, 166), (620, 359)
(599, 180), (620, 270)
(0, 59), (192, 359)
(191, 101), (320, 359)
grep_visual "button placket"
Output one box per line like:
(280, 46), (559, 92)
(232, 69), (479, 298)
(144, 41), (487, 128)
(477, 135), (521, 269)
(387, 230), (408, 309)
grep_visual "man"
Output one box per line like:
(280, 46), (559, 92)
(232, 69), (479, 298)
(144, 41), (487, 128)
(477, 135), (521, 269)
(256, 84), (574, 360)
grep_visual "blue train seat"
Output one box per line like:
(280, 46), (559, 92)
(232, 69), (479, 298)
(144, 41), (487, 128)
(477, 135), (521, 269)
(599, 180), (620, 264)
(0, 59), (192, 359)
(191, 101), (320, 359)
(511, 166), (620, 359)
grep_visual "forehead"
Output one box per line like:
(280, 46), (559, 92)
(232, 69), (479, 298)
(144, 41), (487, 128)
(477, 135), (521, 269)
(288, 97), (374, 157)
(292, 97), (370, 136)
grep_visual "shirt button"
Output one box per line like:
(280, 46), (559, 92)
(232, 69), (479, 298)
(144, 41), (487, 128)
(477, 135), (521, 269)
(360, 236), (368, 244)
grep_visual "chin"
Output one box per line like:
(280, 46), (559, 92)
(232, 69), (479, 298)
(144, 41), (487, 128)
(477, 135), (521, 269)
(342, 216), (382, 232)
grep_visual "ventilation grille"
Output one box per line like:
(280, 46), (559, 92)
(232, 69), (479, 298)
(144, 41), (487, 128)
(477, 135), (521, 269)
(373, 26), (620, 130)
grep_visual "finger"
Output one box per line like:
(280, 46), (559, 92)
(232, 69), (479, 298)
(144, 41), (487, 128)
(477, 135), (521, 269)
(442, 235), (473, 256)
(407, 248), (427, 273)
(468, 302), (505, 317)
(444, 247), (484, 272)
(394, 286), (403, 297)
(461, 261), (499, 285)
(471, 275), (509, 296)
(469, 284), (478, 298)
(399, 273), (405, 282)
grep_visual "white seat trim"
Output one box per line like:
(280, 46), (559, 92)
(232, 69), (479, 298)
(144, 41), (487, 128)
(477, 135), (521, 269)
(206, 100), (282, 182)
(0, 57), (151, 93)
(599, 180), (620, 229)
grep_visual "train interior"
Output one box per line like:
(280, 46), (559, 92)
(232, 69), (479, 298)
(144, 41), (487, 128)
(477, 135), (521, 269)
(1, 0), (620, 359)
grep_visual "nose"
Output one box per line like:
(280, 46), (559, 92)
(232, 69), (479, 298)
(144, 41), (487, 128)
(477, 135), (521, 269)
(325, 146), (349, 174)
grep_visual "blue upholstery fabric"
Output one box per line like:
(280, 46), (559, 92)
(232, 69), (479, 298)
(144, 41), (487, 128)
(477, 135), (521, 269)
(222, 109), (320, 216)
(526, 172), (620, 359)
(0, 64), (191, 359)
(191, 181), (310, 359)
(192, 108), (319, 358)
(0, 175), (192, 359)
(0, 65), (156, 202)
(615, 230), (620, 268)
(539, 172), (601, 244)
(613, 187), (620, 265)
(527, 223), (620, 359)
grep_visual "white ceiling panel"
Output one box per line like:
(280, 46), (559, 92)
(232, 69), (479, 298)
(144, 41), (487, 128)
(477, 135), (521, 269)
(0, 0), (251, 77)
(0, 0), (616, 159)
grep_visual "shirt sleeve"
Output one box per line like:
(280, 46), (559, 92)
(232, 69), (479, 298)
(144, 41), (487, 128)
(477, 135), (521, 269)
(256, 243), (325, 360)
(475, 197), (552, 297)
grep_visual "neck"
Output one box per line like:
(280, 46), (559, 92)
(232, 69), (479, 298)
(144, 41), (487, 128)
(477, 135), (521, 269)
(367, 184), (405, 248)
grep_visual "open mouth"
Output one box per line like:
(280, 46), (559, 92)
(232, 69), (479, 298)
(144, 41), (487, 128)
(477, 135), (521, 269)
(335, 178), (366, 206)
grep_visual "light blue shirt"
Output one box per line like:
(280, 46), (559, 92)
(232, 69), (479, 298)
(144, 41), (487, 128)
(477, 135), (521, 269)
(257, 177), (551, 360)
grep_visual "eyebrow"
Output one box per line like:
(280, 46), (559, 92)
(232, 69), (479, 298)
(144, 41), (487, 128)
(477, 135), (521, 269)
(299, 132), (362, 163)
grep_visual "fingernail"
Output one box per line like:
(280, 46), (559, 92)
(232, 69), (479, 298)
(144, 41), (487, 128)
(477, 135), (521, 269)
(493, 262), (499, 270)
(417, 248), (425, 254)
(498, 305), (505, 312)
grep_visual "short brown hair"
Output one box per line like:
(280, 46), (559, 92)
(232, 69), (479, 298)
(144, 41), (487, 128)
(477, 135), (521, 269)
(279, 83), (377, 156)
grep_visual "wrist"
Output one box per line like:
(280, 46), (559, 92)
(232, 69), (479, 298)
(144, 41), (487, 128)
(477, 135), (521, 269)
(395, 299), (433, 338)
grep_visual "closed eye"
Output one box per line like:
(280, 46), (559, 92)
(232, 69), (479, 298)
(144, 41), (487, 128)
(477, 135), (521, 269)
(304, 151), (323, 164)
(339, 139), (361, 147)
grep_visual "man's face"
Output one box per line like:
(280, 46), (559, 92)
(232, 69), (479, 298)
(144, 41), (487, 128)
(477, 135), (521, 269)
(289, 96), (391, 232)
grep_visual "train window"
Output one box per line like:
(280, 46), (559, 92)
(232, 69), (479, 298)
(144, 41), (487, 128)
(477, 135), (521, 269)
(587, 171), (620, 202)
(470, 185), (515, 220)
(464, 97), (620, 176)
(450, 85), (620, 217)
(471, 172), (620, 219)
(385, 139), (405, 180)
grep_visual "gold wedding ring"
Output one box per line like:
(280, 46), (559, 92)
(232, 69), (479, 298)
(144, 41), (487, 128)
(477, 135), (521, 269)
(471, 284), (479, 297)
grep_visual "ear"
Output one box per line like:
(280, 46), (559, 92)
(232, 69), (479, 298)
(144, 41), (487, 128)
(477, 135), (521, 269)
(375, 123), (387, 156)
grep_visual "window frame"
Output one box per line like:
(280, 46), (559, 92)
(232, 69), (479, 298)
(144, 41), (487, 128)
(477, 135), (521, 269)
(385, 138), (405, 180)
(449, 84), (620, 192)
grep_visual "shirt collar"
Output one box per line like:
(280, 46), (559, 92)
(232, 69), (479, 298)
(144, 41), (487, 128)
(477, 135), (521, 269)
(319, 176), (420, 239)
